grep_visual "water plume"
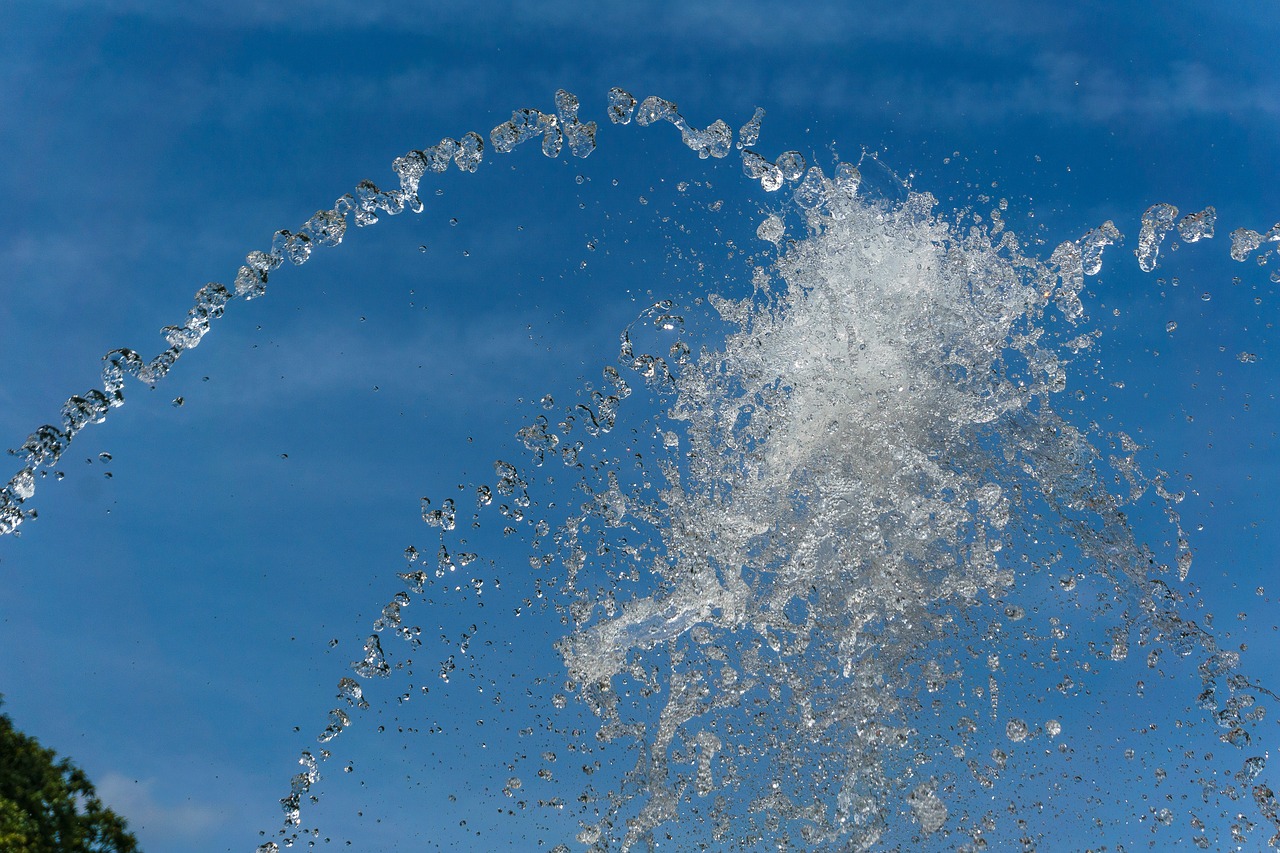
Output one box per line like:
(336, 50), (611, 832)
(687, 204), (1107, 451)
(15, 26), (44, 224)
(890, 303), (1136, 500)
(543, 166), (1258, 848)
(2, 86), (1273, 851)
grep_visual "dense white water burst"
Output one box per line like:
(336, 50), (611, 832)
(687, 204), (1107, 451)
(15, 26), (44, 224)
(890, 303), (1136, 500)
(3, 87), (1277, 850)
(542, 190), (1273, 849)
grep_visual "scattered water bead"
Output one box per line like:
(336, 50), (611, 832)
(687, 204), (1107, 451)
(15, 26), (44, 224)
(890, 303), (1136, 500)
(736, 106), (765, 149)
(1110, 627), (1130, 660)
(1136, 203), (1179, 272)
(373, 598), (404, 631)
(830, 161), (862, 208)
(60, 392), (111, 433)
(351, 634), (390, 679)
(453, 131), (484, 173)
(170, 281), (232, 352)
(391, 152), (428, 211)
(317, 708), (351, 743)
(282, 751), (321, 822)
(755, 214), (785, 244)
(421, 497), (457, 530)
(634, 95), (676, 127)
(1051, 239), (1085, 321)
(554, 89), (597, 158)
(1178, 206), (1217, 242)
(10, 468), (36, 500)
(908, 782), (948, 834)
(774, 150), (806, 181)
(1242, 756), (1267, 781)
(247, 246), (284, 275)
(233, 263), (268, 299)
(678, 121), (731, 159)
(1229, 230), (1261, 261)
(101, 348), (142, 398)
(1045, 719), (1062, 738)
(740, 149), (783, 192)
(1080, 220), (1122, 275)
(302, 207), (346, 247)
(606, 87), (636, 124)
(0, 492), (30, 535)
(1166, 321), (1178, 333)
(353, 179), (407, 225)
(422, 137), (460, 173)
(398, 570), (428, 593)
(19, 426), (69, 469)
(1006, 719), (1029, 742)
(792, 166), (829, 210)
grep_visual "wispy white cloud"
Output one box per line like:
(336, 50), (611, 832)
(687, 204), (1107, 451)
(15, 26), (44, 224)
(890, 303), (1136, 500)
(740, 52), (1280, 131)
(19, 0), (1086, 50)
(10, 2), (1275, 152)
(95, 772), (224, 844)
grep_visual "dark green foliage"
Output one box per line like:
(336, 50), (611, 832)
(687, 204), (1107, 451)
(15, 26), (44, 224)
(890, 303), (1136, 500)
(0, 696), (139, 852)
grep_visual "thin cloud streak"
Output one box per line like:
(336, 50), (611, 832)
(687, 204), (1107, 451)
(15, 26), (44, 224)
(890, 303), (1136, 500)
(746, 53), (1280, 130)
(96, 772), (225, 844)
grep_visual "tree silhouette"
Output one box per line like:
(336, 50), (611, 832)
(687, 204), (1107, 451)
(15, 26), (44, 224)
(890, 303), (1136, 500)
(0, 696), (139, 852)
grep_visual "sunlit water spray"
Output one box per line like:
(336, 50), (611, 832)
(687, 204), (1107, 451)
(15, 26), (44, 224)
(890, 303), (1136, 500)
(4, 88), (1278, 850)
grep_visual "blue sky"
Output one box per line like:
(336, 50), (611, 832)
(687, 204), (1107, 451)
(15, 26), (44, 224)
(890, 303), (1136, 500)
(1, 1), (1278, 850)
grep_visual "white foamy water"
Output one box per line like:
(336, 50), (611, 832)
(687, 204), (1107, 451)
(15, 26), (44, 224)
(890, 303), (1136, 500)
(544, 164), (1273, 849)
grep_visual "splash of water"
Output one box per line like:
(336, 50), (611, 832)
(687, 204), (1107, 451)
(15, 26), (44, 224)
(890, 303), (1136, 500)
(4, 87), (1277, 850)
(269, 93), (1273, 849)
(540, 175), (1274, 848)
